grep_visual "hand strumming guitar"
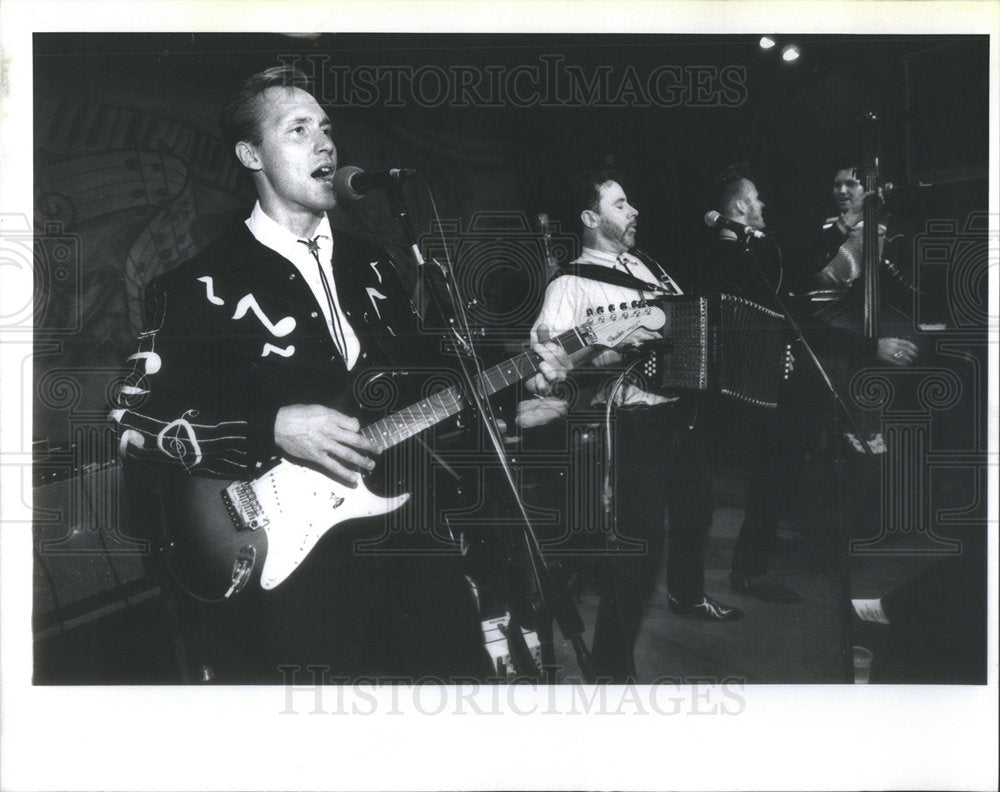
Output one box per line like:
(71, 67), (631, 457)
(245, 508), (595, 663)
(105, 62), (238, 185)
(274, 404), (378, 487)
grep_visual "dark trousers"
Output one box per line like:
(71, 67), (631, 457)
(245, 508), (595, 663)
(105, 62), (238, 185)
(179, 524), (491, 684)
(730, 407), (786, 577)
(591, 403), (713, 680)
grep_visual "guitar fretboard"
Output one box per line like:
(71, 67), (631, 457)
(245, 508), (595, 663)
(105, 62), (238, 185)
(361, 325), (589, 452)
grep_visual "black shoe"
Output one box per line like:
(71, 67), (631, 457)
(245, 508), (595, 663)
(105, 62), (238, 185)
(730, 572), (803, 603)
(668, 594), (743, 621)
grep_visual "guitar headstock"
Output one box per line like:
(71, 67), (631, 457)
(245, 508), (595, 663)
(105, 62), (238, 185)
(581, 301), (666, 348)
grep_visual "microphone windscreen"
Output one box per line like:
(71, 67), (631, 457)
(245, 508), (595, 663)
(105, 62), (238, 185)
(332, 165), (364, 201)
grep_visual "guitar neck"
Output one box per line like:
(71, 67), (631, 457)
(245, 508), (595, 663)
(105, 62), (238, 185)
(361, 325), (588, 452)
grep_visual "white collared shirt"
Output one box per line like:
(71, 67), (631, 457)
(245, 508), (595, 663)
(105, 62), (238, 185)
(585, 247), (683, 296)
(245, 202), (361, 369)
(818, 216), (887, 288)
(532, 246), (682, 406)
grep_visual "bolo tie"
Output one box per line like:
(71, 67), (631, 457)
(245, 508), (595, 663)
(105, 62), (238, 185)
(298, 235), (350, 361)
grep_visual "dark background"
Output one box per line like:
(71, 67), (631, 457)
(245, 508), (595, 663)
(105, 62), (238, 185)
(30, 34), (990, 675)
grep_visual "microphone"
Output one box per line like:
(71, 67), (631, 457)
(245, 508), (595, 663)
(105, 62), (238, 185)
(881, 180), (935, 195)
(333, 166), (420, 200)
(703, 210), (765, 239)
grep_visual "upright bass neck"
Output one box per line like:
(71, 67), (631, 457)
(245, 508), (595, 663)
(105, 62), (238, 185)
(860, 110), (881, 341)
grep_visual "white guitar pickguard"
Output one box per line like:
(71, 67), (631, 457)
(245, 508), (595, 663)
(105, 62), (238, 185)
(251, 459), (409, 589)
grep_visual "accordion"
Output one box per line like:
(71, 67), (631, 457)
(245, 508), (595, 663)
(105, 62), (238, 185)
(640, 294), (787, 408)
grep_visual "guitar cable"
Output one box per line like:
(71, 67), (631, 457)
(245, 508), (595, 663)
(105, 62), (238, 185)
(600, 358), (645, 681)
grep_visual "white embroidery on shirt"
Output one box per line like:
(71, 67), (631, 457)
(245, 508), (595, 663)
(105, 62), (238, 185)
(157, 414), (204, 467)
(232, 294), (296, 337)
(366, 287), (387, 321)
(127, 351), (162, 375)
(197, 276), (225, 306)
(261, 343), (296, 358)
(117, 384), (149, 402)
(119, 429), (145, 458)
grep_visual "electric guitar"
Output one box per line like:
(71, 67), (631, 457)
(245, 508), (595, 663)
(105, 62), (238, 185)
(162, 303), (666, 599)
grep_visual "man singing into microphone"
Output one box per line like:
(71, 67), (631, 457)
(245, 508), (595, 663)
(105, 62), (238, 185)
(110, 65), (571, 682)
(703, 167), (803, 604)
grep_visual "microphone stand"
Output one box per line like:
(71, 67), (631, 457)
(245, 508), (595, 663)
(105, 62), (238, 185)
(741, 232), (871, 683)
(386, 183), (596, 683)
(385, 184), (427, 317)
(432, 253), (596, 683)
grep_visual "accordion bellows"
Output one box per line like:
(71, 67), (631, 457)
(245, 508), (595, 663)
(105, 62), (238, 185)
(641, 294), (786, 408)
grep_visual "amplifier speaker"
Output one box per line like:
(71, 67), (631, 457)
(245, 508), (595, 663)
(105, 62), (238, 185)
(33, 459), (159, 637)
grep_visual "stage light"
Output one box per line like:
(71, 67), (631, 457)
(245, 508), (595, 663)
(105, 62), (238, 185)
(759, 36), (777, 50)
(781, 44), (801, 62)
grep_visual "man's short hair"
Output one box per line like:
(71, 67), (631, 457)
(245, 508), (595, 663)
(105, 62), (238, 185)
(565, 167), (626, 222)
(831, 152), (861, 180)
(219, 65), (315, 158)
(709, 162), (754, 215)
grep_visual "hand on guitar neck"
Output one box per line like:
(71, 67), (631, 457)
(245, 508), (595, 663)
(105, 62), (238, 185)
(523, 324), (572, 397)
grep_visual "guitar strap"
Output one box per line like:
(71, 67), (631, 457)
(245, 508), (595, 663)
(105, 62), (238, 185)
(552, 252), (677, 296)
(630, 247), (681, 292)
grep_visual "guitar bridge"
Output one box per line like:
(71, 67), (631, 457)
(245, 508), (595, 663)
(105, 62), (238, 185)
(222, 480), (270, 532)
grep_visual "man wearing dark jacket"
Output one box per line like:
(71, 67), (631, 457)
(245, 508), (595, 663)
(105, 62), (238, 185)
(704, 173), (802, 603)
(111, 66), (570, 682)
